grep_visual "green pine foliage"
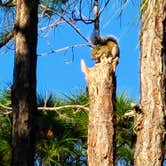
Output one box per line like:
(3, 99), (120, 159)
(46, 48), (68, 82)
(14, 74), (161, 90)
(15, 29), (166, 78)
(0, 88), (12, 166)
(36, 90), (88, 165)
(116, 95), (136, 165)
(0, 88), (136, 165)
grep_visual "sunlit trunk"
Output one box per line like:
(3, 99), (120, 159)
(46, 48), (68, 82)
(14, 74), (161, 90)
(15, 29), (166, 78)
(134, 0), (166, 165)
(81, 42), (119, 165)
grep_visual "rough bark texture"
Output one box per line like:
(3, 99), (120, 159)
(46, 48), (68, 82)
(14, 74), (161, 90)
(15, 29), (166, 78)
(11, 0), (38, 166)
(134, 0), (166, 165)
(81, 45), (119, 166)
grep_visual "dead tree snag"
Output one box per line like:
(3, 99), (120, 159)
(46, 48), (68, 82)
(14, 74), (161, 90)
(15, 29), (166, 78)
(81, 37), (119, 166)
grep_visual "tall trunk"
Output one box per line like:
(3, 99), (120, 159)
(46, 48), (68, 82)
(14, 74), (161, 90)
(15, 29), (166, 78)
(134, 0), (166, 165)
(81, 43), (119, 166)
(11, 0), (38, 166)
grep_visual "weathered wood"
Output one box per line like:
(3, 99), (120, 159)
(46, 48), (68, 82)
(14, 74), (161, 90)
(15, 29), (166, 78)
(134, 0), (166, 165)
(81, 41), (119, 166)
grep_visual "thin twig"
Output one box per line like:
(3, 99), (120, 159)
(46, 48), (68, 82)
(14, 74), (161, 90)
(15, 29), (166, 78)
(39, 43), (91, 56)
(59, 15), (91, 43)
(72, 0), (94, 24)
(39, 20), (66, 32)
(39, 2), (91, 44)
(118, 0), (129, 16)
(98, 0), (110, 17)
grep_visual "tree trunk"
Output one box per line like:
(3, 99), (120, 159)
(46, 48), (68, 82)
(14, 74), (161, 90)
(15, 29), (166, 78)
(134, 0), (166, 165)
(11, 0), (38, 166)
(81, 43), (119, 166)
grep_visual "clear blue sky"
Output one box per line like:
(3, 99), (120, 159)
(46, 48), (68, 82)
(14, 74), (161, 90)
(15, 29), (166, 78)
(0, 1), (140, 101)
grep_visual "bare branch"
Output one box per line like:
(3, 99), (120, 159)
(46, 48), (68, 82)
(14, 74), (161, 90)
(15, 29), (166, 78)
(98, 0), (110, 17)
(0, 103), (89, 116)
(38, 104), (89, 112)
(39, 43), (91, 56)
(0, 31), (14, 48)
(71, 0), (94, 24)
(0, 103), (12, 116)
(0, 111), (12, 116)
(39, 2), (53, 16)
(56, 12), (91, 43)
(39, 20), (66, 32)
(39, 1), (91, 44)
(118, 0), (129, 16)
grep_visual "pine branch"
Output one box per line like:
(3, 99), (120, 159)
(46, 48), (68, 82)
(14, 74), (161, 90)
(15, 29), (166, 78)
(0, 103), (89, 115)
(0, 31), (14, 48)
(38, 104), (89, 111)
(0, 103), (12, 110)
(0, 0), (15, 7)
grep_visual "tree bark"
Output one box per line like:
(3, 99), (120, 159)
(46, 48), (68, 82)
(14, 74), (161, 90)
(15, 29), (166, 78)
(81, 46), (119, 166)
(11, 0), (38, 166)
(134, 0), (166, 165)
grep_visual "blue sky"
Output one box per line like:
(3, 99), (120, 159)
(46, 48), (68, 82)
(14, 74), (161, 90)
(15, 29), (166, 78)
(0, 1), (140, 101)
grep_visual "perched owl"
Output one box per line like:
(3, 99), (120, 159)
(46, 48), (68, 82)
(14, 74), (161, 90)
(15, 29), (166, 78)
(92, 36), (120, 63)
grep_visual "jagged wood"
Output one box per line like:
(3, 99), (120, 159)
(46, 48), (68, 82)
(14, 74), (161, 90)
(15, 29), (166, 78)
(81, 49), (119, 166)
